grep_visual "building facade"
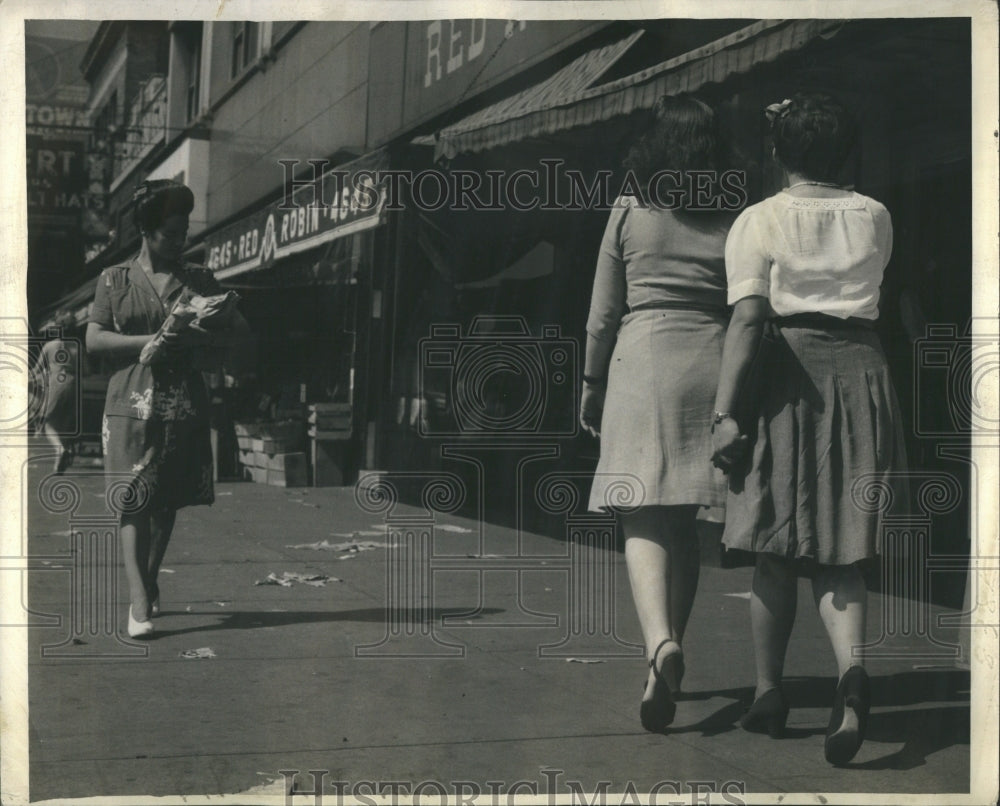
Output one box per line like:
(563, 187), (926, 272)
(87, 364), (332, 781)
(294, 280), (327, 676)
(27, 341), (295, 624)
(33, 19), (975, 586)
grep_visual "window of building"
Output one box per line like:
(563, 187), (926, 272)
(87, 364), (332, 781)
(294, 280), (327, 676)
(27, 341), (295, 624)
(176, 22), (203, 122)
(230, 21), (259, 79)
(94, 90), (118, 139)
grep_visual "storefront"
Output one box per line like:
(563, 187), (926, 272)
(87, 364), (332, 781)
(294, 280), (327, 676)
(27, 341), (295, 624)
(365, 17), (974, 573)
(201, 148), (391, 485)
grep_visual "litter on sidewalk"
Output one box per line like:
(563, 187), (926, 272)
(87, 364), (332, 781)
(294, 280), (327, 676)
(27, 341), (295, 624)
(180, 647), (216, 659)
(286, 538), (388, 553)
(566, 658), (605, 664)
(254, 571), (340, 587)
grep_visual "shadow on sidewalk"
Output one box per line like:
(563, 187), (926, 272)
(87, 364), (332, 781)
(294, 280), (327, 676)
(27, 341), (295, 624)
(666, 669), (969, 767)
(147, 606), (505, 638)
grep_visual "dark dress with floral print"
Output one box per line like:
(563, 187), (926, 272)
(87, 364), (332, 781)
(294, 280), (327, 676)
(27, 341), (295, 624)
(90, 258), (221, 513)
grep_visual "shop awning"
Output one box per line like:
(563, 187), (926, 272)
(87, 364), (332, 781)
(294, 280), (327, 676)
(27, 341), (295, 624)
(203, 148), (390, 281)
(413, 29), (643, 157)
(423, 18), (849, 160)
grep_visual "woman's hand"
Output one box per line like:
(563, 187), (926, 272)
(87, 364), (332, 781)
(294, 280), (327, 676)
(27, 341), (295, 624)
(711, 416), (748, 473)
(580, 383), (605, 438)
(161, 323), (215, 350)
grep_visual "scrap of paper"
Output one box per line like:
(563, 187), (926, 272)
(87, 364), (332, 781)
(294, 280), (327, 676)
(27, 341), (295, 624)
(287, 539), (388, 552)
(254, 571), (340, 587)
(180, 647), (216, 659)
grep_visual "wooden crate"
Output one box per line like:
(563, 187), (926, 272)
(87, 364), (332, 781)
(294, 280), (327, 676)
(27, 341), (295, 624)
(261, 435), (304, 453)
(311, 438), (349, 486)
(238, 448), (255, 467)
(307, 403), (352, 430)
(264, 452), (308, 487)
(233, 422), (263, 438)
(246, 466), (268, 484)
(265, 451), (307, 472)
(237, 434), (254, 450)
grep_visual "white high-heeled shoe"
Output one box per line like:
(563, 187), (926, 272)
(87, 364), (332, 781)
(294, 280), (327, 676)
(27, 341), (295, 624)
(128, 607), (154, 639)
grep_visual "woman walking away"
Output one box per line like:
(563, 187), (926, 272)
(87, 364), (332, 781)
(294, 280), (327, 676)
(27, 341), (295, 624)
(87, 179), (250, 639)
(711, 92), (908, 765)
(581, 94), (737, 732)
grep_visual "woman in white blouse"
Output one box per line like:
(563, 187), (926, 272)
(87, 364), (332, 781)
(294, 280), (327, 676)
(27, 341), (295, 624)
(710, 93), (908, 765)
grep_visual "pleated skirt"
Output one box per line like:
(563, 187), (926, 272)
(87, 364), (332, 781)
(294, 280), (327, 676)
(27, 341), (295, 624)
(588, 308), (728, 512)
(722, 322), (910, 568)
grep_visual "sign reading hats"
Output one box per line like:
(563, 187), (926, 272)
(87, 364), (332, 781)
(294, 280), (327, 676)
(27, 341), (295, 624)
(204, 149), (389, 280)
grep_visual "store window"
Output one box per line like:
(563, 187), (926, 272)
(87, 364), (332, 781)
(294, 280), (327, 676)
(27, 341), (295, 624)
(230, 21), (260, 79)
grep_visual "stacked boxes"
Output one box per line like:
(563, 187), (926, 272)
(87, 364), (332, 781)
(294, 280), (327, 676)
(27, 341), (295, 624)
(308, 403), (352, 486)
(233, 421), (307, 487)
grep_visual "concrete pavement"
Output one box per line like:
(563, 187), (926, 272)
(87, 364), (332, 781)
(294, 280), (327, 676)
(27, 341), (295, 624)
(22, 453), (972, 802)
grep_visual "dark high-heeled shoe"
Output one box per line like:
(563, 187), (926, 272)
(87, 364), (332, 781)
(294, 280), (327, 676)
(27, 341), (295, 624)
(640, 639), (684, 732)
(740, 687), (789, 738)
(825, 666), (870, 765)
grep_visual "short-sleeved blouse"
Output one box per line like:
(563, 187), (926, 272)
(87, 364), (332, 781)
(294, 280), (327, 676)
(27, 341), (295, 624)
(89, 258), (223, 418)
(586, 196), (733, 341)
(725, 191), (893, 319)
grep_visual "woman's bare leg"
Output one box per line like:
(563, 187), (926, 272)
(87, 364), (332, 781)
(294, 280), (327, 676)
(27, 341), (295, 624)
(750, 554), (798, 698)
(624, 506), (699, 686)
(120, 512), (152, 621)
(812, 563), (867, 678)
(147, 508), (177, 604)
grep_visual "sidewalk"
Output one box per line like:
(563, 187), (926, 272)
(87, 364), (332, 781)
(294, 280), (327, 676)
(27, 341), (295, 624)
(24, 458), (971, 802)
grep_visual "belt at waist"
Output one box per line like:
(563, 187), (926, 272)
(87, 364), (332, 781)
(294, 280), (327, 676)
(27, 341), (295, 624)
(772, 313), (876, 330)
(627, 300), (728, 315)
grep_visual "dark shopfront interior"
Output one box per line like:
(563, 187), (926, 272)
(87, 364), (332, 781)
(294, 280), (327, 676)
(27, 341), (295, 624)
(377, 17), (974, 607)
(214, 229), (382, 483)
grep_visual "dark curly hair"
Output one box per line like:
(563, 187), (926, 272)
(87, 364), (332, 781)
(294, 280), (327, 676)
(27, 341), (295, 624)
(622, 94), (728, 206)
(770, 92), (858, 183)
(132, 179), (194, 234)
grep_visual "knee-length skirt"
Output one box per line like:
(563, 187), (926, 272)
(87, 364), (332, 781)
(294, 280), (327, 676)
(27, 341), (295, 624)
(722, 321), (909, 567)
(588, 308), (728, 512)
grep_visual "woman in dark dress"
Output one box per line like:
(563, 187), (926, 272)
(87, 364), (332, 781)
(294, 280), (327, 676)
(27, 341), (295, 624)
(86, 180), (250, 638)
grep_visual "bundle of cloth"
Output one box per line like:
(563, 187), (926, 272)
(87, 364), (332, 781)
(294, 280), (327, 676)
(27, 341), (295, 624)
(139, 290), (241, 367)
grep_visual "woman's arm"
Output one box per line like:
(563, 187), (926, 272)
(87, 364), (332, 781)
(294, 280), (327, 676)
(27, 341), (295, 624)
(580, 332), (614, 438)
(711, 295), (767, 470)
(85, 322), (152, 360)
(580, 201), (629, 438)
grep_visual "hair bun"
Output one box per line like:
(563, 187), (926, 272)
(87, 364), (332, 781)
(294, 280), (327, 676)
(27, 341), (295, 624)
(132, 180), (194, 233)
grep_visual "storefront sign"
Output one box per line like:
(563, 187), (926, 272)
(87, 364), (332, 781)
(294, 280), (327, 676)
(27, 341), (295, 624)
(204, 151), (388, 279)
(368, 20), (604, 146)
(25, 136), (95, 216)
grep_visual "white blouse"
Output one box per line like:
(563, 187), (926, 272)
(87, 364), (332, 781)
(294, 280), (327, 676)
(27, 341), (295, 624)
(725, 190), (893, 319)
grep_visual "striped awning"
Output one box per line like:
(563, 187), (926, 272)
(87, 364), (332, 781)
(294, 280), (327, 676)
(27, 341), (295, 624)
(426, 18), (848, 160)
(413, 28), (644, 156)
